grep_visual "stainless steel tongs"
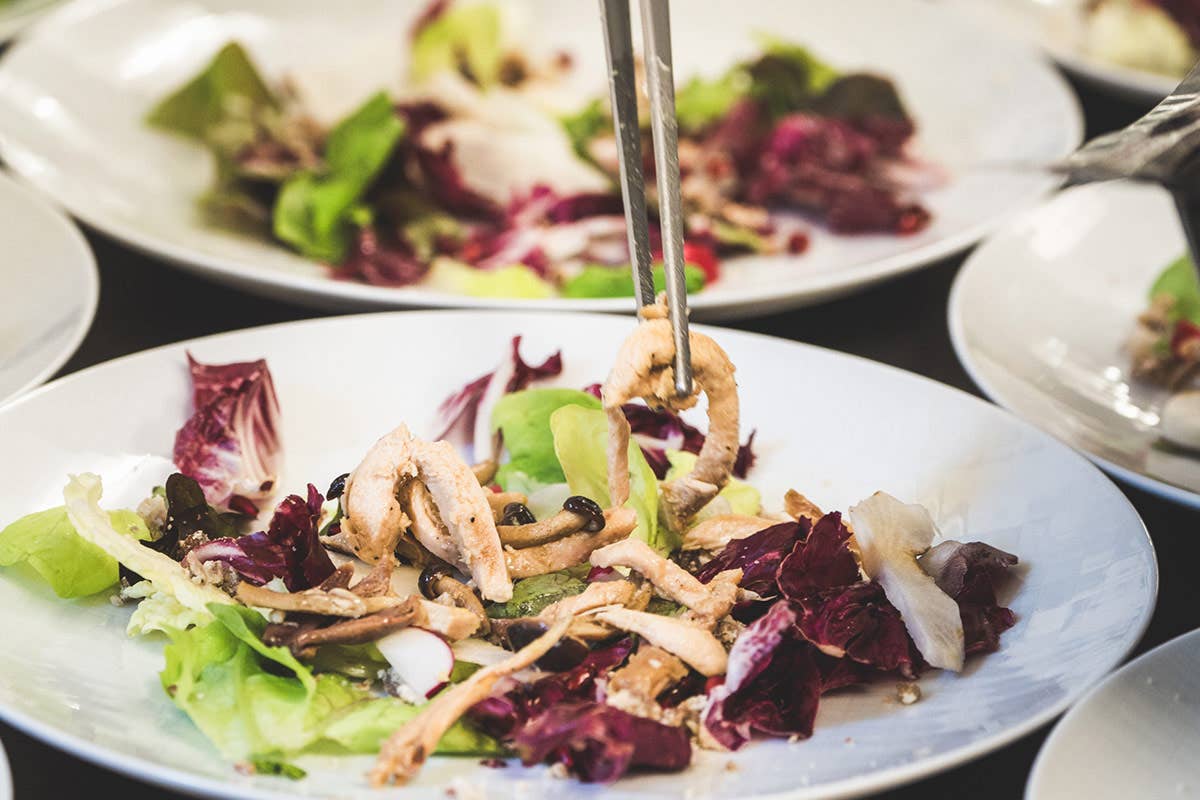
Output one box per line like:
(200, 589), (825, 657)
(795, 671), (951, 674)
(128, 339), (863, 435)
(1053, 59), (1200, 279)
(599, 0), (693, 398)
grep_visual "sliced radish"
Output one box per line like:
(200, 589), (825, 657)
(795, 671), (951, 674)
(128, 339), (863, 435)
(376, 627), (455, 700)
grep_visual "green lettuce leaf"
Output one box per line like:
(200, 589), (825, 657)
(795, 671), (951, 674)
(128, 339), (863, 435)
(410, 3), (503, 87)
(147, 42), (277, 140)
(675, 71), (746, 132)
(491, 389), (601, 489)
(665, 449), (761, 519)
(162, 604), (500, 760)
(273, 92), (404, 263)
(561, 263), (705, 299)
(1150, 254), (1200, 324)
(0, 506), (149, 598)
(425, 259), (554, 298)
(63, 473), (235, 613)
(550, 405), (672, 552)
(485, 572), (587, 619)
(124, 580), (213, 637)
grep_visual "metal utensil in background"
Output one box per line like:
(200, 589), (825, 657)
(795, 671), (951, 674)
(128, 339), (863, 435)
(599, 0), (693, 398)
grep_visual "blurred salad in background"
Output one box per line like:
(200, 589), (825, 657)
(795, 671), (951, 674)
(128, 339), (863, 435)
(147, 0), (934, 298)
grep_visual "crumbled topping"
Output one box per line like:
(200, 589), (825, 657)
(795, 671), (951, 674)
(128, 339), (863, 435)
(896, 682), (922, 705)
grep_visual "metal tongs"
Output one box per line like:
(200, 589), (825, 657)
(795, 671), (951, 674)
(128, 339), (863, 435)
(599, 0), (693, 398)
(1054, 59), (1200, 280)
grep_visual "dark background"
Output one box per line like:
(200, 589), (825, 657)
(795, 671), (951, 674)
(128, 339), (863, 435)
(2, 76), (1188, 800)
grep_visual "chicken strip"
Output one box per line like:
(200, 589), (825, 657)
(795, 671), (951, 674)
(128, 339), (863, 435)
(602, 297), (740, 531)
(505, 507), (637, 578)
(590, 538), (740, 623)
(412, 439), (512, 602)
(606, 406), (632, 507)
(606, 645), (688, 719)
(371, 616), (572, 786)
(784, 489), (823, 524)
(401, 481), (464, 568)
(681, 514), (778, 552)
(336, 424), (418, 563)
(594, 607), (728, 676)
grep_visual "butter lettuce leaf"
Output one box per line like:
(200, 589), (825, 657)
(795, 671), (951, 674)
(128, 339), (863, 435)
(550, 404), (671, 552)
(410, 3), (503, 87)
(162, 603), (501, 760)
(147, 42), (277, 140)
(491, 389), (601, 489)
(0, 506), (149, 598)
(1150, 254), (1200, 324)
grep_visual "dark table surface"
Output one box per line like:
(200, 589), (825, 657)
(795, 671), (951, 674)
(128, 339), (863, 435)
(3, 78), (1192, 800)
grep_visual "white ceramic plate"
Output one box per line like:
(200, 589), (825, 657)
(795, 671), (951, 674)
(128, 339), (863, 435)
(0, 311), (1156, 798)
(948, 182), (1200, 508)
(0, 0), (1080, 319)
(1026, 628), (1200, 800)
(0, 168), (97, 405)
(949, 0), (1177, 104)
(0, 0), (59, 43)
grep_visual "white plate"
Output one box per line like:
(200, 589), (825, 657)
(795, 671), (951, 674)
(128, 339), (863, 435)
(0, 0), (59, 43)
(948, 182), (1200, 508)
(949, 0), (1177, 104)
(0, 168), (97, 405)
(0, 0), (1081, 319)
(1026, 628), (1200, 800)
(0, 311), (1156, 799)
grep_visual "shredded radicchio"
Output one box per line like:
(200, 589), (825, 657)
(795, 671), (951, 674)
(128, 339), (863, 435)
(190, 484), (335, 591)
(514, 702), (691, 783)
(695, 520), (807, 596)
(435, 335), (563, 448)
(703, 602), (822, 750)
(173, 354), (282, 510)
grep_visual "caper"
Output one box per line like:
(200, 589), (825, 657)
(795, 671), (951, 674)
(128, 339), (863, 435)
(326, 472), (350, 500)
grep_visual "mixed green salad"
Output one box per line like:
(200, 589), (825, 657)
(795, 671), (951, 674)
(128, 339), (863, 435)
(0, 303), (1018, 786)
(146, 0), (932, 298)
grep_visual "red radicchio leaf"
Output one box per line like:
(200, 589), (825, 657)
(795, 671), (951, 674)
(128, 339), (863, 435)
(414, 139), (503, 221)
(191, 484), (335, 591)
(922, 541), (1019, 655)
(703, 602), (822, 750)
(777, 512), (861, 599)
(619, 402), (757, 480)
(794, 582), (917, 678)
(173, 355), (282, 510)
(434, 335), (563, 445)
(695, 520), (808, 596)
(514, 701), (691, 783)
(468, 637), (634, 741)
(338, 226), (430, 287)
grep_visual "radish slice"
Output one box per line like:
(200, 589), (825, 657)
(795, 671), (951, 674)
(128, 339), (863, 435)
(848, 491), (965, 672)
(376, 627), (455, 700)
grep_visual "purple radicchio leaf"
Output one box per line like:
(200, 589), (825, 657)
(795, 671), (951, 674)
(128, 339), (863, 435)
(173, 354), (282, 510)
(191, 484), (335, 591)
(468, 637), (634, 741)
(776, 511), (861, 600)
(921, 541), (1019, 655)
(794, 582), (918, 678)
(695, 520), (808, 596)
(702, 601), (822, 750)
(434, 335), (563, 452)
(514, 701), (691, 783)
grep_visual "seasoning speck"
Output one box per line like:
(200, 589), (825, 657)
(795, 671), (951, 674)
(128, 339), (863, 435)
(897, 682), (922, 705)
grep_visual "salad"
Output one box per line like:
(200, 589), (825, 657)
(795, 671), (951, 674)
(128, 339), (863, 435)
(1084, 0), (1199, 78)
(0, 296), (1019, 786)
(145, 0), (935, 299)
(1129, 254), (1200, 449)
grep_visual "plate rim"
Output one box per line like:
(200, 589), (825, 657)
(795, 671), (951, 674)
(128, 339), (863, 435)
(0, 0), (1084, 317)
(0, 308), (1159, 799)
(1023, 627), (1200, 800)
(0, 168), (98, 406)
(945, 193), (1200, 511)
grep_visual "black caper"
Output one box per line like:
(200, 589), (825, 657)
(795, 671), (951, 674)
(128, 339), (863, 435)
(500, 502), (536, 526)
(563, 495), (605, 532)
(417, 561), (454, 600)
(505, 620), (589, 671)
(326, 472), (350, 500)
